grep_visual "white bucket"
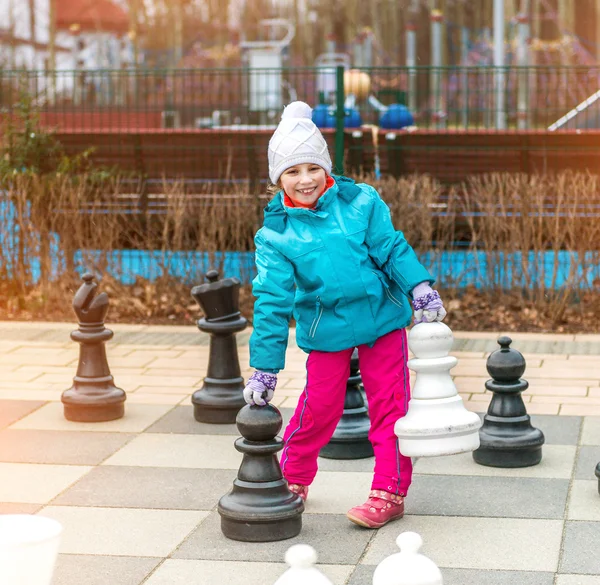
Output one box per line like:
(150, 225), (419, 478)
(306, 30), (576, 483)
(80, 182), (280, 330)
(0, 514), (63, 585)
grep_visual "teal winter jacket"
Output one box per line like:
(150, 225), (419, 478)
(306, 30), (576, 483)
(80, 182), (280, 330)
(249, 176), (433, 373)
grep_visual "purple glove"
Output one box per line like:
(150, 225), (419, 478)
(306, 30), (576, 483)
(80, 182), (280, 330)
(243, 371), (278, 406)
(411, 282), (447, 324)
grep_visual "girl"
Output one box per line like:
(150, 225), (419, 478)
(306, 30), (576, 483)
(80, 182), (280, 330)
(243, 102), (446, 529)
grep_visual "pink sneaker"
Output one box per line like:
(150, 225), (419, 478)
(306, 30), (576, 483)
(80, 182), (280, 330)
(288, 483), (309, 501)
(346, 489), (404, 528)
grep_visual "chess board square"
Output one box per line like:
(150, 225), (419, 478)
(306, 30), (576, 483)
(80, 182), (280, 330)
(581, 416), (600, 445)
(574, 446), (600, 480)
(363, 516), (562, 571)
(407, 475), (569, 519)
(40, 506), (208, 557)
(52, 555), (161, 585)
(53, 466), (236, 510)
(567, 480), (600, 521)
(0, 400), (46, 429)
(173, 512), (372, 565)
(0, 429), (134, 464)
(560, 521), (600, 574)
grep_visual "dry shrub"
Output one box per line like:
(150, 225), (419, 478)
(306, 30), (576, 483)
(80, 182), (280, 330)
(1, 170), (599, 331)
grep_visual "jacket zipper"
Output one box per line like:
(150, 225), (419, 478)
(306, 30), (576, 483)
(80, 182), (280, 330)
(373, 271), (404, 309)
(309, 296), (323, 338)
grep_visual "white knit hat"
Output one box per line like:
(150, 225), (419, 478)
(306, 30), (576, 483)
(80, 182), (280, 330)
(268, 101), (332, 184)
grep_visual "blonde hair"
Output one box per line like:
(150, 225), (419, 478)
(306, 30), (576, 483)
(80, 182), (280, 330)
(266, 180), (282, 196)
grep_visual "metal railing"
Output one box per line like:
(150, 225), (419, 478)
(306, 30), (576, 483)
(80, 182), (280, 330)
(2, 66), (599, 132)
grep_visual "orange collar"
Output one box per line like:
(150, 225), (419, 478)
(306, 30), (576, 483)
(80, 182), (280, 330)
(283, 175), (335, 209)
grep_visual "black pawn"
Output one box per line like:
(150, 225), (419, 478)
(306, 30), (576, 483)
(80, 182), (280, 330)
(191, 270), (247, 424)
(473, 336), (544, 468)
(320, 348), (373, 459)
(218, 404), (304, 542)
(595, 462), (600, 496)
(61, 273), (126, 422)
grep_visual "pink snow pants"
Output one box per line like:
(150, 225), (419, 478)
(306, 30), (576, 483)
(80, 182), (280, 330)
(280, 328), (412, 496)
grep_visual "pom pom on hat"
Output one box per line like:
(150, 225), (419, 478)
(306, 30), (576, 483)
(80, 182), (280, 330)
(281, 101), (313, 120)
(268, 101), (332, 184)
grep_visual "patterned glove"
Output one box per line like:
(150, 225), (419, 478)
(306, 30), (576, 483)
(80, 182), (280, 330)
(411, 282), (447, 324)
(243, 371), (278, 406)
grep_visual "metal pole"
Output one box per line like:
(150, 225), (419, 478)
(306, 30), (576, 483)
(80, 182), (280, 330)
(335, 65), (345, 175)
(516, 9), (530, 129)
(430, 8), (445, 128)
(494, 0), (506, 129)
(406, 2), (418, 115)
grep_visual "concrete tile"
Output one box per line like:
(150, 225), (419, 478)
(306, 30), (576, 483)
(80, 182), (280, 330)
(0, 462), (92, 503)
(350, 566), (554, 585)
(581, 417), (600, 445)
(126, 393), (189, 405)
(557, 577), (600, 585)
(41, 506), (208, 557)
(304, 471), (373, 514)
(560, 521), (600, 574)
(54, 466), (236, 510)
(0, 429), (135, 464)
(0, 502), (41, 514)
(174, 512), (373, 565)
(407, 476), (568, 519)
(144, 559), (353, 585)
(414, 445), (576, 479)
(574, 446), (600, 480)
(10, 402), (175, 433)
(102, 434), (242, 469)
(363, 516), (563, 571)
(116, 374), (202, 390)
(0, 388), (63, 401)
(0, 400), (45, 429)
(52, 555), (161, 585)
(317, 456), (375, 473)
(562, 405), (600, 416)
(567, 480), (600, 521)
(529, 415), (582, 444)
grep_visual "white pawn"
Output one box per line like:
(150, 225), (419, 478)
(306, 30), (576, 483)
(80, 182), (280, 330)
(373, 531), (442, 585)
(395, 321), (482, 457)
(274, 544), (333, 585)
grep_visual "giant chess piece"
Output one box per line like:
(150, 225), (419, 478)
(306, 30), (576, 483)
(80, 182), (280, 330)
(395, 321), (482, 457)
(61, 273), (126, 422)
(218, 404), (304, 542)
(373, 531), (443, 585)
(191, 269), (247, 424)
(473, 336), (545, 468)
(320, 348), (374, 459)
(273, 544), (333, 585)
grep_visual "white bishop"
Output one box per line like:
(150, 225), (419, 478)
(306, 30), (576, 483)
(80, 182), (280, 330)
(273, 544), (333, 585)
(373, 532), (443, 585)
(395, 321), (482, 457)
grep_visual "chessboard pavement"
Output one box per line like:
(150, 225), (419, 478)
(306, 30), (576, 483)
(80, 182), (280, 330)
(0, 321), (600, 584)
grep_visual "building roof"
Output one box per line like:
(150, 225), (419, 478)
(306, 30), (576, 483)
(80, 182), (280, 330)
(56, 0), (129, 35)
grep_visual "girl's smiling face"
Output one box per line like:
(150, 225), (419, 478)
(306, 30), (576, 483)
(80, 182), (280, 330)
(280, 163), (327, 206)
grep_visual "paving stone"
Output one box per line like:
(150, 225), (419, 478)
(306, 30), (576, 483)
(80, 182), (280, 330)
(41, 506), (209, 557)
(529, 414), (582, 445)
(0, 400), (45, 429)
(413, 445), (576, 479)
(568, 481), (600, 521)
(304, 471), (373, 514)
(0, 463), (92, 503)
(407, 475), (569, 519)
(143, 559), (353, 585)
(52, 555), (161, 585)
(173, 512), (374, 565)
(53, 466), (236, 510)
(575, 446), (600, 480)
(102, 434), (243, 468)
(556, 577), (600, 584)
(0, 502), (41, 514)
(560, 522), (600, 574)
(316, 455), (375, 473)
(0, 429), (135, 465)
(10, 402), (176, 433)
(363, 516), (562, 571)
(146, 406), (295, 436)
(581, 417), (600, 445)
(349, 565), (554, 585)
